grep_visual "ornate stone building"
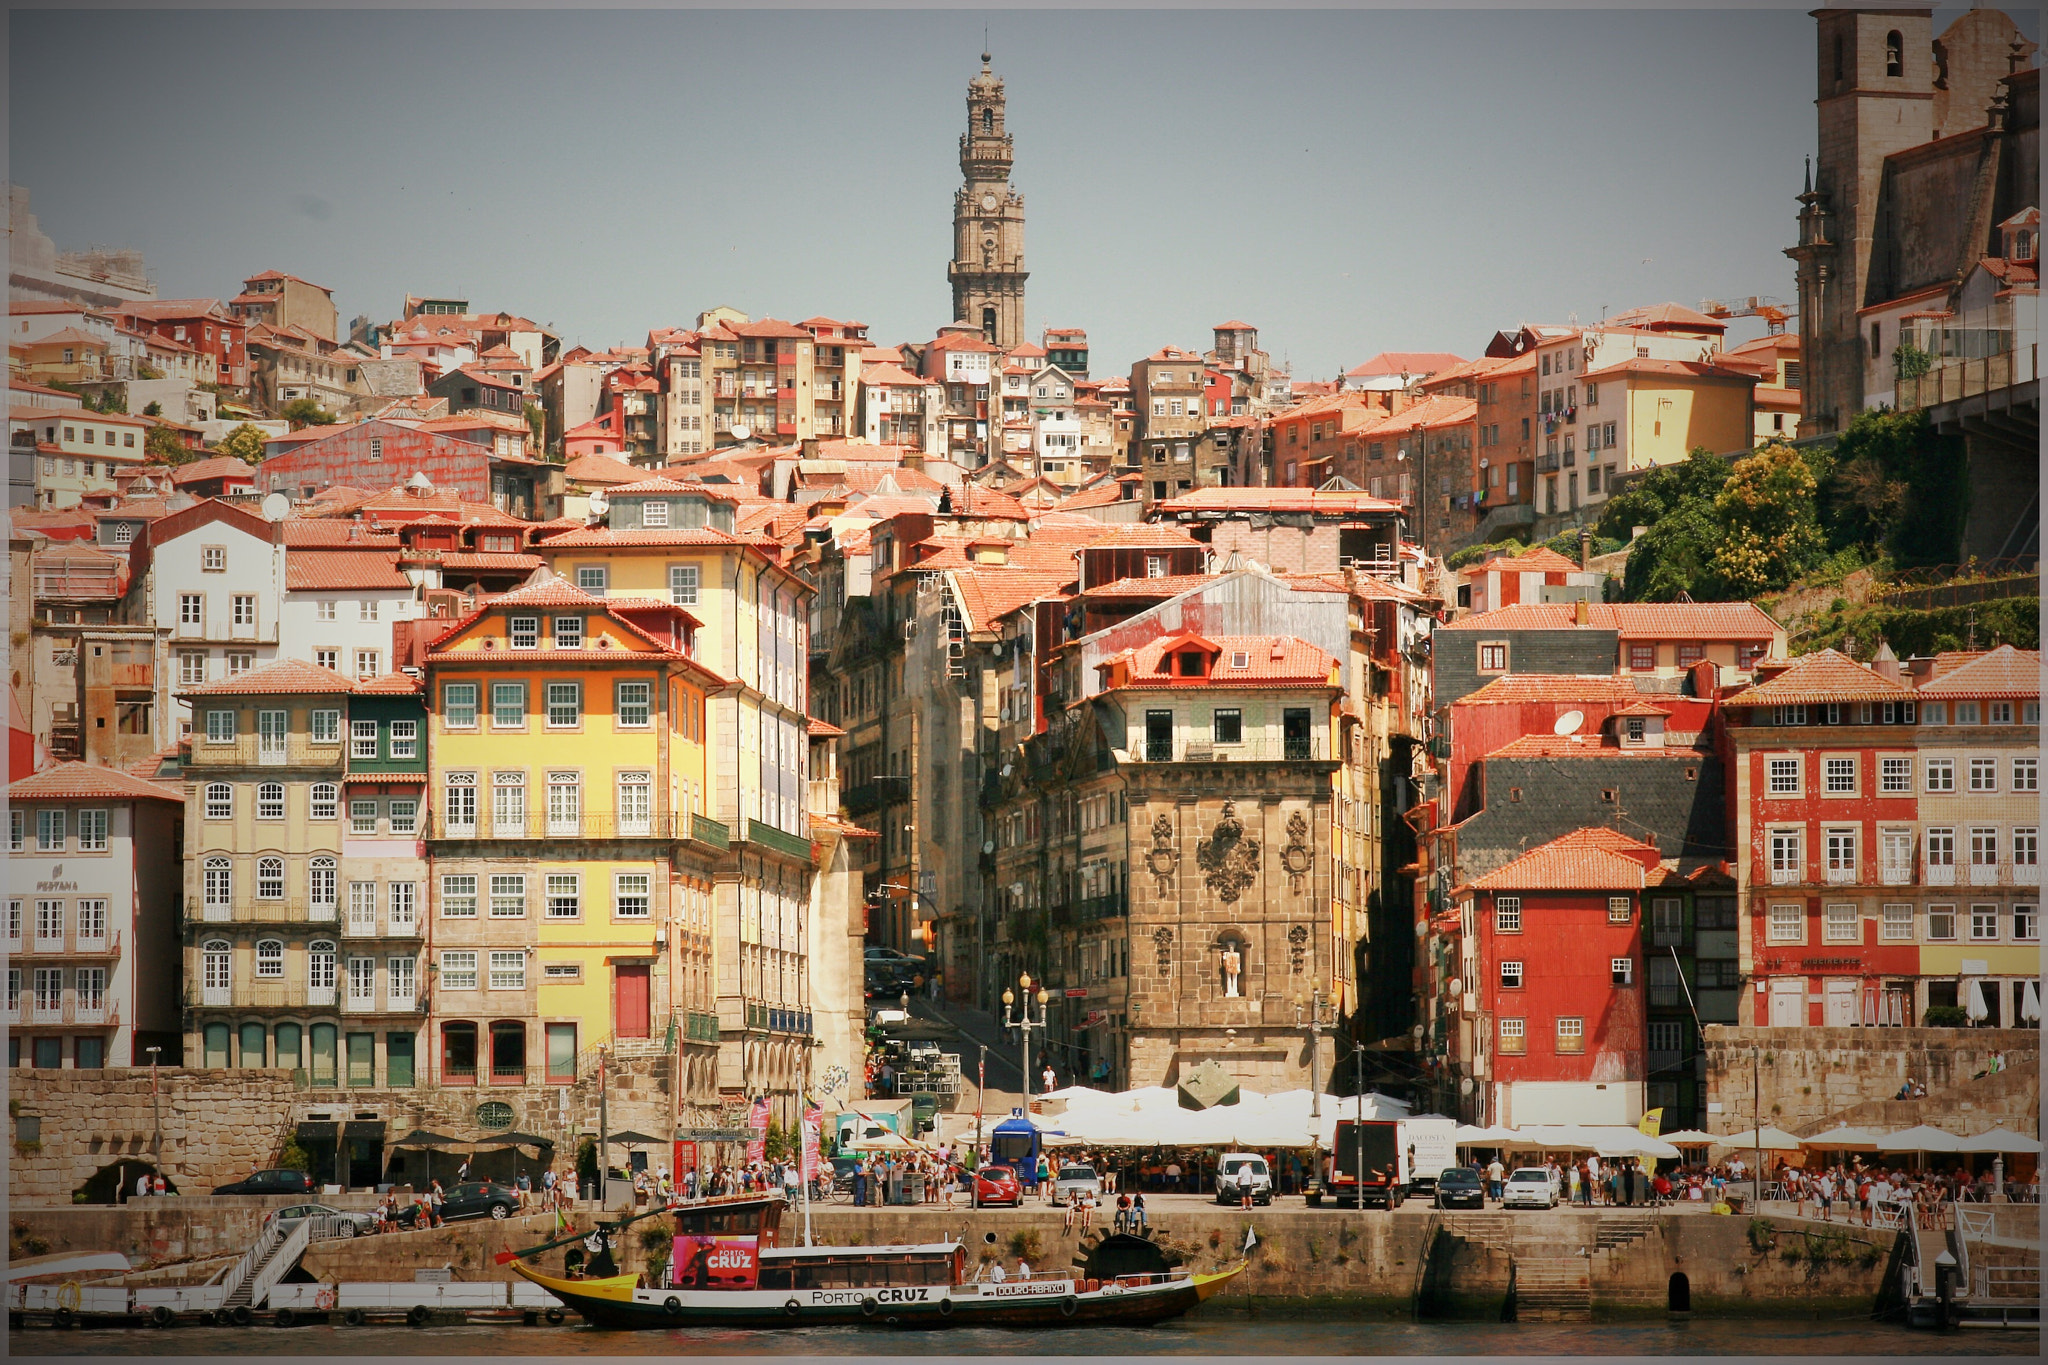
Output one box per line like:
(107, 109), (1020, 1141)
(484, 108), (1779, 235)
(949, 53), (1028, 350)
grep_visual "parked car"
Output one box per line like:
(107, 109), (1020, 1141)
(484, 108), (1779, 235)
(974, 1164), (1023, 1207)
(1432, 1168), (1485, 1210)
(395, 1180), (518, 1225)
(1214, 1153), (1274, 1205)
(1501, 1167), (1558, 1210)
(274, 1203), (376, 1236)
(1051, 1164), (1102, 1201)
(211, 1169), (317, 1197)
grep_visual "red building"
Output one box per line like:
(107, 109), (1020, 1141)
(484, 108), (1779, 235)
(108, 299), (248, 392)
(1461, 828), (1656, 1128)
(256, 418), (556, 520)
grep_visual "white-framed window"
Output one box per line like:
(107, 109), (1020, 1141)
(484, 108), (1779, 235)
(348, 955), (376, 1006)
(309, 856), (336, 915)
(508, 615), (540, 649)
(440, 950), (478, 991)
(205, 709), (236, 743)
(388, 881), (416, 932)
(643, 500), (670, 528)
(351, 719), (380, 759)
(544, 772), (580, 836)
(1772, 705), (1807, 726)
(1880, 756), (1911, 792)
(2015, 903), (2038, 941)
(669, 565), (699, 605)
(491, 770), (527, 835)
(310, 708), (340, 743)
(179, 593), (204, 627)
(443, 683), (478, 728)
(202, 546), (226, 572)
(6, 812), (20, 854)
(1767, 756), (1800, 795)
(388, 954), (416, 1006)
(354, 649), (380, 679)
(1768, 903), (1803, 942)
(1769, 829), (1802, 883)
(256, 782), (285, 820)
(75, 808), (108, 851)
(551, 616), (584, 649)
(1824, 827), (1857, 878)
(576, 566), (608, 593)
(1607, 896), (1632, 924)
(1823, 902), (1859, 942)
(1823, 756), (1857, 793)
(227, 652), (254, 676)
(34, 900), (63, 946)
(1969, 757), (1998, 792)
(201, 782), (234, 821)
(232, 595), (256, 627)
(316, 600), (336, 622)
(491, 682), (526, 728)
(441, 874), (477, 918)
(489, 874), (526, 918)
(1499, 960), (1523, 989)
(316, 646), (339, 671)
(615, 873), (652, 918)
(545, 874), (581, 920)
(1969, 904), (1999, 941)
(1611, 957), (1634, 986)
(256, 856), (285, 900)
(1555, 1017), (1585, 1053)
(388, 719), (418, 758)
(1925, 758), (1955, 792)
(5, 899), (21, 947)
(350, 800), (378, 836)
(204, 857), (234, 912)
(1957, 702), (1981, 725)
(359, 599), (379, 622)
(545, 682), (582, 728)
(255, 938), (285, 978)
(1989, 701), (2013, 724)
(388, 799), (418, 835)
(2013, 826), (2037, 868)
(444, 771), (477, 835)
(1497, 1018), (1526, 1054)
(1922, 702), (1948, 725)
(179, 650), (208, 686)
(1493, 896), (1522, 933)
(1881, 902), (1913, 940)
(617, 771), (652, 835)
(2015, 758), (2039, 792)
(1926, 904), (1956, 941)
(616, 681), (652, 728)
(489, 950), (526, 991)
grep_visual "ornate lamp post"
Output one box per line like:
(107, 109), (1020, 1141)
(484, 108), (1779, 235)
(1293, 979), (1337, 1197)
(1002, 973), (1050, 1113)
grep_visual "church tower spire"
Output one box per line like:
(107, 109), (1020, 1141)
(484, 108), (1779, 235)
(948, 51), (1027, 350)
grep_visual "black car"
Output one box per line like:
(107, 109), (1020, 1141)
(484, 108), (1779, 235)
(1434, 1167), (1486, 1210)
(396, 1180), (518, 1225)
(212, 1168), (318, 1196)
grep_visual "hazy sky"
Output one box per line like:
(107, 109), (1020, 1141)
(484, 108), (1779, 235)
(8, 5), (2038, 376)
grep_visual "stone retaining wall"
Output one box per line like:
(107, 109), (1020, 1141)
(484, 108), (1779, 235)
(1702, 1026), (2039, 1136)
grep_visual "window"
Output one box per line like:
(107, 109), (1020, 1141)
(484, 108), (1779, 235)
(302, 706), (338, 744)
(354, 650), (380, 679)
(1926, 904), (1956, 941)
(387, 881), (416, 933)
(643, 500), (671, 528)
(1956, 702), (1980, 725)
(389, 956), (416, 1008)
(491, 770), (526, 834)
(546, 1022), (578, 1083)
(355, 599), (379, 623)
(202, 546), (226, 572)
(388, 799), (418, 835)
(615, 873), (651, 918)
(308, 856), (336, 915)
(257, 856), (285, 900)
(179, 650), (208, 686)
(1970, 827), (1998, 868)
(36, 809), (64, 852)
(1497, 1018), (1526, 1054)
(546, 772), (581, 834)
(1499, 960), (1523, 989)
(2015, 904), (2038, 941)
(255, 939), (284, 978)
(1212, 708), (1242, 744)
(179, 593), (203, 627)
(1824, 757), (1856, 793)
(440, 951), (478, 991)
(256, 782), (285, 820)
(2014, 826), (2037, 869)
(1555, 1017), (1585, 1053)
(546, 682), (582, 727)
(1611, 957), (1634, 986)
(1649, 898), (1683, 946)
(205, 709), (236, 743)
(1628, 643), (1655, 671)
(232, 595), (256, 627)
(669, 565), (699, 605)
(545, 874), (581, 920)
(491, 682), (526, 729)
(1767, 757), (1800, 795)
(1824, 827), (1857, 877)
(389, 719), (417, 758)
(443, 683), (478, 728)
(1478, 643), (1507, 673)
(1769, 830), (1802, 882)
(316, 647), (339, 671)
(1494, 897), (1522, 933)
(489, 874), (527, 918)
(508, 616), (540, 648)
(350, 800), (378, 836)
(1880, 756), (1911, 792)
(1769, 903), (1803, 942)
(1921, 703), (1947, 726)
(576, 566), (608, 593)
(2015, 758), (2039, 792)
(1881, 903), (1913, 941)
(444, 771), (476, 834)
(551, 616), (583, 649)
(1608, 896), (1632, 924)
(317, 600), (336, 622)
(1824, 902), (1859, 943)
(489, 951), (525, 990)
(351, 719), (380, 759)
(616, 681), (651, 727)
(441, 874), (477, 918)
(1969, 904), (1999, 941)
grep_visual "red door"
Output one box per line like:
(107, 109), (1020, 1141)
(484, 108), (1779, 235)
(614, 964), (651, 1038)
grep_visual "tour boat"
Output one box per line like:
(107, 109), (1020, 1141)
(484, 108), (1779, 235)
(506, 1192), (1241, 1330)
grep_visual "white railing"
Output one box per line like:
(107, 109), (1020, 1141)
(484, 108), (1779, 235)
(2017, 863), (2040, 886)
(203, 986), (231, 1006)
(218, 1214), (283, 1308)
(307, 985), (336, 1007)
(1881, 864), (1912, 886)
(1969, 862), (2000, 885)
(1770, 867), (1800, 885)
(247, 1216), (312, 1309)
(1825, 865), (1856, 884)
(1925, 864), (1956, 885)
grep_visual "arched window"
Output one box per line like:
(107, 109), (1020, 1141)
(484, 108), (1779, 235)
(308, 941), (337, 993)
(256, 782), (285, 820)
(204, 783), (233, 820)
(203, 857), (233, 913)
(254, 938), (285, 978)
(982, 105), (993, 134)
(256, 856), (285, 900)
(202, 939), (232, 1005)
(275, 1021), (302, 1071)
(308, 857), (337, 916)
(239, 1021), (267, 1068)
(308, 1021), (338, 1086)
(309, 782), (339, 821)
(202, 1021), (231, 1069)
(1885, 30), (1903, 77)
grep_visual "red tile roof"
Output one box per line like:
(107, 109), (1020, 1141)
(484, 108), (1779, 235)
(1911, 644), (2041, 700)
(538, 527), (744, 549)
(560, 453), (648, 486)
(1457, 674), (1652, 706)
(181, 657), (355, 696)
(1461, 546), (1583, 577)
(1081, 523), (1203, 550)
(285, 549), (412, 591)
(1610, 699), (1674, 717)
(1482, 734), (1708, 760)
(1439, 601), (1781, 640)
(1109, 634), (1337, 688)
(1604, 302), (1727, 334)
(353, 673), (422, 695)
(435, 552), (544, 571)
(807, 717), (846, 738)
(9, 760), (183, 803)
(1582, 357), (1759, 384)
(168, 456), (259, 487)
(947, 483), (1030, 520)
(1728, 648), (1910, 706)
(949, 570), (1076, 632)
(1466, 827), (1661, 892)
(1343, 351), (1466, 378)
(1081, 573), (1217, 599)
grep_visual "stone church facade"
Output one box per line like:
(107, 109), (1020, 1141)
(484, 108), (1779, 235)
(949, 53), (1029, 350)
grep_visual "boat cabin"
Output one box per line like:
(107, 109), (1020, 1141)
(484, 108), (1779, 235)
(755, 1244), (964, 1291)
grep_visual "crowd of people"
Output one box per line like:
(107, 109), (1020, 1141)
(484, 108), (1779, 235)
(1767, 1157), (2040, 1225)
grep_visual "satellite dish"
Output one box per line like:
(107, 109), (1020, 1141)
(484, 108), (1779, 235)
(1554, 710), (1585, 736)
(982, 841), (995, 855)
(260, 491), (291, 522)
(730, 423), (752, 441)
(588, 492), (610, 519)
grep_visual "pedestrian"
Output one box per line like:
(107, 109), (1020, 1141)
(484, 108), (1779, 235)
(1016, 1256), (1032, 1281)
(1081, 1188), (1095, 1233)
(988, 1258), (1007, 1284)
(457, 1156), (471, 1183)
(137, 1170), (153, 1201)
(1237, 1159), (1256, 1210)
(1485, 1156), (1504, 1202)
(1131, 1192), (1148, 1233)
(1063, 1191), (1079, 1235)
(1817, 1168), (1835, 1222)
(1041, 1064), (1056, 1095)
(1568, 1162), (1582, 1206)
(1166, 1159), (1182, 1193)
(853, 1158), (869, 1207)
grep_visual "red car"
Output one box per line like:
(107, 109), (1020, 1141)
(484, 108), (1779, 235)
(974, 1164), (1022, 1206)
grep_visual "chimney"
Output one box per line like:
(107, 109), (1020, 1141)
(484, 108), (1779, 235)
(1578, 526), (1592, 570)
(1870, 640), (1902, 684)
(1574, 597), (1590, 626)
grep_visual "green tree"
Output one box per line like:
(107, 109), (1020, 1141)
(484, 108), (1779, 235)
(1706, 443), (1828, 598)
(216, 423), (270, 465)
(142, 401), (163, 417)
(1622, 498), (1724, 602)
(144, 423), (194, 465)
(277, 1137), (315, 1173)
(1819, 408), (1966, 568)
(280, 397), (337, 428)
(524, 401), (545, 450)
(1595, 446), (1731, 541)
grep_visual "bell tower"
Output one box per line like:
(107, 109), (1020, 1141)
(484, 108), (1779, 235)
(948, 51), (1027, 350)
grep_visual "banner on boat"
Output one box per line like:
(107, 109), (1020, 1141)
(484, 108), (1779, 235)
(981, 1278), (1076, 1299)
(672, 1234), (760, 1290)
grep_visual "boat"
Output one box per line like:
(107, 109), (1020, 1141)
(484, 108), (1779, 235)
(504, 1192), (1242, 1329)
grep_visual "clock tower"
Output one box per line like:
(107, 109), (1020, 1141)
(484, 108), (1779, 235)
(949, 51), (1027, 350)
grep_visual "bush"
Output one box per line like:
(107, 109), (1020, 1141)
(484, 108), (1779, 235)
(1747, 1218), (1776, 1254)
(1921, 1005), (1969, 1027)
(577, 1136), (599, 1188)
(276, 1137), (313, 1173)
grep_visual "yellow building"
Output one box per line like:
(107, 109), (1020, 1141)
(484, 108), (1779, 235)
(423, 575), (729, 1108)
(540, 476), (821, 1124)
(1562, 357), (1757, 517)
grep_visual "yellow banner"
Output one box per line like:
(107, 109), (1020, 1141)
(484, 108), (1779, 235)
(1637, 1108), (1664, 1137)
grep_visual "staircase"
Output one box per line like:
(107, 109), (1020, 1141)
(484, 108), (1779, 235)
(218, 1214), (319, 1314)
(1593, 1212), (1660, 1253)
(1431, 1211), (1663, 1324)
(1511, 1256), (1591, 1322)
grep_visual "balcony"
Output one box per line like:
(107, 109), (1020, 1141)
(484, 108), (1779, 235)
(688, 813), (730, 850)
(743, 819), (814, 862)
(16, 930), (121, 958)
(1824, 863), (1858, 885)
(193, 982), (337, 1010)
(1881, 863), (1912, 886)
(1896, 343), (2038, 414)
(426, 811), (693, 841)
(10, 999), (118, 1027)
(1925, 863), (1957, 886)
(1969, 861), (2001, 886)
(1077, 892), (1128, 923)
(1131, 737), (1330, 763)
(1769, 866), (1801, 886)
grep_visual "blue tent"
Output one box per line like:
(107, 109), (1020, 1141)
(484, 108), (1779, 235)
(990, 1110), (1060, 1184)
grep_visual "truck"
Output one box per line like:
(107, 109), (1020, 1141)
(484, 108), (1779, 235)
(1310, 1119), (1405, 1208)
(1397, 1116), (1460, 1199)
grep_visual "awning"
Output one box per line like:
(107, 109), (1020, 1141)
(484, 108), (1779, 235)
(389, 1128), (460, 1149)
(603, 1130), (668, 1146)
(479, 1130), (555, 1149)
(295, 1121), (339, 1142)
(341, 1120), (386, 1140)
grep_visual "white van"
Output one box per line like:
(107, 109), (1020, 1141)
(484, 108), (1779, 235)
(1214, 1153), (1274, 1205)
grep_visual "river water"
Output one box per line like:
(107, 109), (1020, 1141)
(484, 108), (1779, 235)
(9, 1316), (2036, 1356)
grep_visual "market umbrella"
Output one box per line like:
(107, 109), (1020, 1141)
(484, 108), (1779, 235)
(603, 1130), (670, 1147)
(2022, 980), (2041, 1024)
(1954, 1128), (2042, 1154)
(848, 1129), (932, 1153)
(389, 1128), (460, 1148)
(1799, 1125), (1884, 1151)
(479, 1131), (556, 1150)
(1453, 1124), (1521, 1146)
(1709, 1125), (1803, 1152)
(1964, 977), (1990, 1022)
(1656, 1129), (1718, 1148)
(1876, 1125), (1965, 1154)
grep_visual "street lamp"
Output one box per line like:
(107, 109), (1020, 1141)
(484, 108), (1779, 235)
(1294, 979), (1336, 1198)
(1002, 973), (1050, 1114)
(144, 1045), (163, 1164)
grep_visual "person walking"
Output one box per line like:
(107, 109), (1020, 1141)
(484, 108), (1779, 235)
(1166, 1159), (1182, 1193)
(1568, 1162), (1582, 1207)
(457, 1156), (471, 1184)
(1486, 1156), (1505, 1203)
(1237, 1159), (1257, 1211)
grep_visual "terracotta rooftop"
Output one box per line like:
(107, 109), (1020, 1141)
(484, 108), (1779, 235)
(1109, 633), (1337, 688)
(182, 657), (355, 697)
(284, 549), (412, 592)
(537, 527), (745, 550)
(1439, 601), (1781, 640)
(1482, 734), (1708, 760)
(1461, 546), (1583, 577)
(8, 760), (182, 804)
(1911, 644), (2041, 700)
(1465, 827), (1662, 893)
(1343, 351), (1466, 378)
(1457, 674), (1654, 706)
(1152, 487), (1402, 517)
(1729, 648), (1911, 706)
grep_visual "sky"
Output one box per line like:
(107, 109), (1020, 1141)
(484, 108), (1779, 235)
(7, 5), (2039, 378)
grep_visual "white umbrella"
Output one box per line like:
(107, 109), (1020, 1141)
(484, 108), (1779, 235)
(1800, 1125), (1885, 1150)
(1964, 977), (1989, 1022)
(1877, 1125), (1965, 1154)
(1710, 1125), (1803, 1152)
(1656, 1129), (1718, 1148)
(1953, 1128), (2041, 1155)
(1454, 1124), (1520, 1145)
(2022, 980), (2041, 1024)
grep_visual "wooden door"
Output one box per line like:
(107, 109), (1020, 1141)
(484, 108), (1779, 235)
(614, 964), (652, 1038)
